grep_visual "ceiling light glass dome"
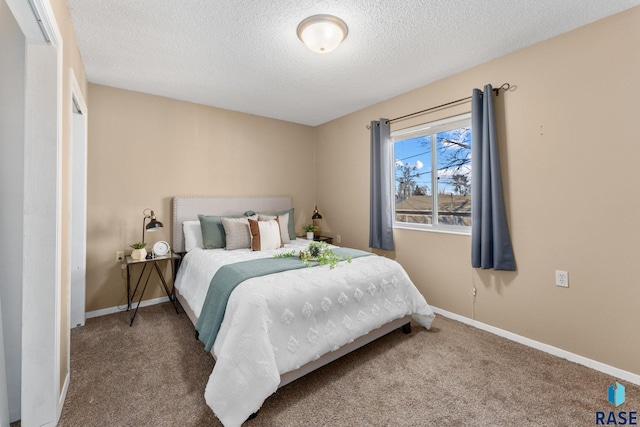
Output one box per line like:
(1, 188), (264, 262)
(297, 14), (348, 53)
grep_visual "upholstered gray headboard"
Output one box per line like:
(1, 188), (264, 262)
(172, 196), (292, 253)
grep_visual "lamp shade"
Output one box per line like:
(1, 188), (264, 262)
(146, 217), (163, 231)
(145, 210), (163, 231)
(142, 209), (163, 244)
(312, 206), (322, 220)
(297, 14), (348, 53)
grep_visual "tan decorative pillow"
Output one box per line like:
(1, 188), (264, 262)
(248, 218), (283, 251)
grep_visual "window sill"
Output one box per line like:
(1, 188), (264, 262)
(393, 223), (471, 236)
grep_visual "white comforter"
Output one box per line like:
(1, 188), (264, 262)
(175, 240), (435, 427)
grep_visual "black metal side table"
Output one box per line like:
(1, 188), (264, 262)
(313, 235), (333, 244)
(125, 252), (181, 325)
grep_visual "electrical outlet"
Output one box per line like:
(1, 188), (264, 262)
(555, 270), (569, 287)
(336, 234), (341, 244)
(116, 250), (124, 263)
(472, 287), (477, 297)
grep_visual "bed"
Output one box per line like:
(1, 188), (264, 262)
(172, 196), (435, 426)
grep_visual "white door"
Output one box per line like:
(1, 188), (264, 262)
(5, 0), (64, 424)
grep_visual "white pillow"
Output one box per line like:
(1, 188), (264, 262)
(248, 218), (283, 251)
(183, 220), (204, 252)
(258, 212), (290, 243)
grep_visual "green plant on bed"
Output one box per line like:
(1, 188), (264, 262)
(275, 241), (350, 269)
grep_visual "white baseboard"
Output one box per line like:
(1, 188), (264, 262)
(86, 296), (170, 319)
(57, 371), (69, 423)
(431, 306), (640, 386)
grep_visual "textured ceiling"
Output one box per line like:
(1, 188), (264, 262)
(67, 1), (640, 126)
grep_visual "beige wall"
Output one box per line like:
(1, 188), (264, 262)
(315, 7), (640, 376)
(84, 6), (639, 377)
(86, 84), (316, 312)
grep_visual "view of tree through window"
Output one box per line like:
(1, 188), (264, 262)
(392, 114), (472, 230)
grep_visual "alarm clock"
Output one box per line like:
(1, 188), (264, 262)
(152, 241), (170, 257)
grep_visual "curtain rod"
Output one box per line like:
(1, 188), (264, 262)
(366, 83), (510, 129)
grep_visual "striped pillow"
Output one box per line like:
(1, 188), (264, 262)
(248, 218), (283, 251)
(258, 212), (290, 243)
(220, 217), (253, 250)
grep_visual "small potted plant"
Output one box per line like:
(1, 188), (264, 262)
(130, 242), (147, 260)
(302, 224), (318, 240)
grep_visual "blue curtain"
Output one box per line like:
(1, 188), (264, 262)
(369, 119), (394, 250)
(471, 85), (516, 270)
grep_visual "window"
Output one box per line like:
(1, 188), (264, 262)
(392, 113), (472, 233)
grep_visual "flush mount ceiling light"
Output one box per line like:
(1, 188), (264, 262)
(296, 14), (348, 54)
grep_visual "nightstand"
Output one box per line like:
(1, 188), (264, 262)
(313, 236), (333, 244)
(125, 252), (181, 326)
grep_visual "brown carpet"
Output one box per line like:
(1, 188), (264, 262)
(58, 302), (639, 426)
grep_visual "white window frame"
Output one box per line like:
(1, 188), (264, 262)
(391, 113), (472, 235)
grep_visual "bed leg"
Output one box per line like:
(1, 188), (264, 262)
(401, 323), (411, 334)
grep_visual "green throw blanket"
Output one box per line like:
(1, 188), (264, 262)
(195, 247), (372, 352)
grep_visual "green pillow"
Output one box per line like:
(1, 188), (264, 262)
(257, 208), (296, 240)
(197, 214), (226, 249)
